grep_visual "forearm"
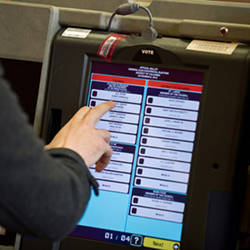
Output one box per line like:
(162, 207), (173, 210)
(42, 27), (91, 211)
(0, 64), (96, 240)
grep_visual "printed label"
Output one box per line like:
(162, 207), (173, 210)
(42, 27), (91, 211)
(62, 28), (91, 39)
(97, 33), (127, 61)
(186, 39), (239, 55)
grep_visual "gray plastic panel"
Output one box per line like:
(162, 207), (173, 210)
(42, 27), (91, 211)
(14, 0), (129, 12)
(0, 1), (57, 62)
(13, 0), (250, 42)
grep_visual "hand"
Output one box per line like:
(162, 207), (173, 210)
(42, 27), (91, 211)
(45, 101), (115, 172)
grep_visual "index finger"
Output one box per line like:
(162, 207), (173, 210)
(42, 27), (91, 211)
(84, 101), (115, 127)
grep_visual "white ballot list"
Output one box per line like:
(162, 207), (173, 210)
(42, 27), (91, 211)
(87, 61), (203, 227)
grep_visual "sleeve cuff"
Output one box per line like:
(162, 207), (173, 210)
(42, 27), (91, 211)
(46, 147), (99, 195)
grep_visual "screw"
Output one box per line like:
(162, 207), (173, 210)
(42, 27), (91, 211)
(220, 27), (229, 36)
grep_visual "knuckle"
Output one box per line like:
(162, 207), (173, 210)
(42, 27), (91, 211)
(79, 106), (90, 113)
(105, 130), (111, 138)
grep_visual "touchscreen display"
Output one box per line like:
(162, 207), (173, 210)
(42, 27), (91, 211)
(72, 61), (204, 249)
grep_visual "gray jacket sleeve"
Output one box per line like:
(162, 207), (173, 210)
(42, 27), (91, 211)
(0, 63), (98, 240)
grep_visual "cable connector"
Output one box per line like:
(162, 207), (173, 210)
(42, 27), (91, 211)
(115, 3), (140, 15)
(107, 3), (158, 39)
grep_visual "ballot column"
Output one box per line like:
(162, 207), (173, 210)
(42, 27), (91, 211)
(130, 80), (202, 223)
(89, 74), (146, 194)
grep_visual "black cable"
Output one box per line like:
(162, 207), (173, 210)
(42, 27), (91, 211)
(107, 3), (140, 31)
(107, 12), (117, 31)
(139, 5), (153, 28)
(107, 3), (158, 38)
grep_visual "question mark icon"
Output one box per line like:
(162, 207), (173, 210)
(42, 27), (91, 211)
(134, 237), (139, 244)
(131, 235), (142, 246)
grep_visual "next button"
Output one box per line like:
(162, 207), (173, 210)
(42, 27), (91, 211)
(143, 237), (180, 250)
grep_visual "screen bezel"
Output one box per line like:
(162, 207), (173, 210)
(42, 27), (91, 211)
(35, 29), (249, 250)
